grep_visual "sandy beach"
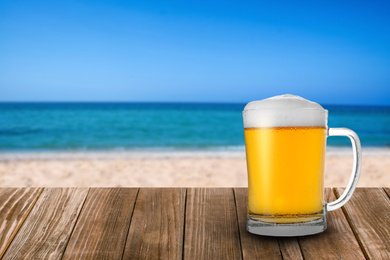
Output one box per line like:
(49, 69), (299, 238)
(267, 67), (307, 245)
(0, 148), (389, 187)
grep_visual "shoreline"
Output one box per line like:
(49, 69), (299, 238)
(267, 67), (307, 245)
(0, 147), (389, 160)
(1, 147), (388, 187)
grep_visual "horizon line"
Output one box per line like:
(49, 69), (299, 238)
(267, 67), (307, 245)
(0, 100), (389, 108)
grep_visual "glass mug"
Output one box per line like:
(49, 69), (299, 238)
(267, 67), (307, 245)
(243, 95), (361, 236)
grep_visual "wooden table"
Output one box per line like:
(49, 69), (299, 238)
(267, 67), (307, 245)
(0, 188), (389, 259)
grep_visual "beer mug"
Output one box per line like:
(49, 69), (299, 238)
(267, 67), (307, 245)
(243, 94), (361, 236)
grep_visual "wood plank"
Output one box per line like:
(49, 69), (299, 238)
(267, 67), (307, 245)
(233, 188), (284, 260)
(184, 188), (242, 260)
(2, 188), (88, 260)
(335, 188), (390, 259)
(278, 238), (303, 260)
(298, 188), (365, 259)
(123, 188), (186, 259)
(0, 188), (43, 258)
(62, 188), (138, 259)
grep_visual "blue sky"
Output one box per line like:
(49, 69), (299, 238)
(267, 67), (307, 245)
(1, 0), (390, 105)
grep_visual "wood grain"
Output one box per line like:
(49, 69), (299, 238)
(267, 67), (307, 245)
(335, 188), (390, 259)
(278, 238), (303, 260)
(233, 188), (284, 260)
(123, 188), (186, 259)
(0, 187), (389, 259)
(184, 188), (242, 260)
(2, 188), (88, 260)
(0, 188), (43, 258)
(384, 187), (390, 198)
(62, 188), (138, 259)
(298, 188), (365, 259)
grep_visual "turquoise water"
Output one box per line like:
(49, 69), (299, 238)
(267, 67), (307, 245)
(0, 103), (389, 151)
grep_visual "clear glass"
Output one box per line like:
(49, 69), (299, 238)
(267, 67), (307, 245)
(245, 126), (362, 237)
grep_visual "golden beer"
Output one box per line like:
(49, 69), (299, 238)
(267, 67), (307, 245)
(243, 95), (361, 236)
(244, 126), (326, 223)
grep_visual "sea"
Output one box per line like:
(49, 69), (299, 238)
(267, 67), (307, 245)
(0, 102), (389, 152)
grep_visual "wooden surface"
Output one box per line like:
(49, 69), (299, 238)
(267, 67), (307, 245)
(0, 188), (389, 259)
(2, 188), (88, 260)
(123, 188), (185, 259)
(335, 188), (390, 259)
(63, 188), (138, 259)
(0, 188), (43, 259)
(184, 188), (241, 259)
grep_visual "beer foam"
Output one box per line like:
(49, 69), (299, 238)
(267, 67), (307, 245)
(243, 94), (328, 128)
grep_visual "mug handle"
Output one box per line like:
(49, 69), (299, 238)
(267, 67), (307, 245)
(325, 128), (362, 212)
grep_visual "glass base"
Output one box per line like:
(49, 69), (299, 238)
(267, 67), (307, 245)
(247, 214), (327, 237)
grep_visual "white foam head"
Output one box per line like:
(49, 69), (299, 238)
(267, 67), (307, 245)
(243, 94), (328, 128)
